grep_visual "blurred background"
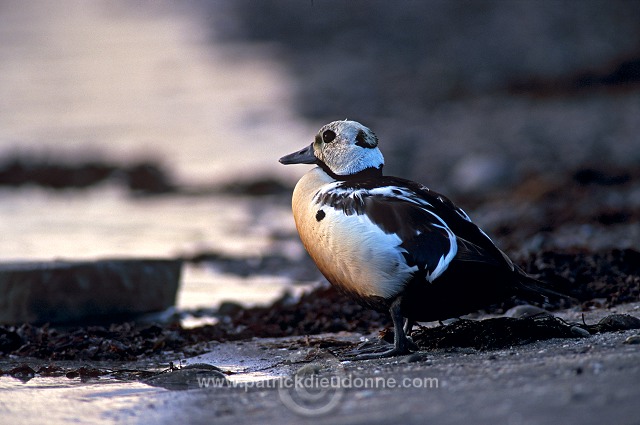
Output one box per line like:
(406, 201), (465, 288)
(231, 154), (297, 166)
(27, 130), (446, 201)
(1, 0), (639, 311)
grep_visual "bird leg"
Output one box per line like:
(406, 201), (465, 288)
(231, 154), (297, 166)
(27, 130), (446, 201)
(403, 318), (419, 351)
(403, 318), (415, 337)
(350, 297), (416, 359)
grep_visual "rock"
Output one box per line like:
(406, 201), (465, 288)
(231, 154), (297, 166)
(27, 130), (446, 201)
(7, 364), (37, 383)
(570, 326), (591, 338)
(623, 335), (640, 345)
(504, 305), (549, 319)
(144, 363), (228, 391)
(0, 259), (182, 324)
(595, 314), (640, 332)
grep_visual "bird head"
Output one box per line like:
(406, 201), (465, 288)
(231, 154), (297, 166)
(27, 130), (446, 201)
(279, 120), (384, 178)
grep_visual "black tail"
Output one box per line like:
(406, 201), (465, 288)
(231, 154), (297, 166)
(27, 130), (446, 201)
(514, 268), (577, 306)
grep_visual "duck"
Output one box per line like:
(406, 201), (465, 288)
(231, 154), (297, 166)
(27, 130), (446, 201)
(280, 120), (563, 359)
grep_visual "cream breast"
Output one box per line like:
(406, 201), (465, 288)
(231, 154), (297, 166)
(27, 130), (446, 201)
(291, 167), (415, 300)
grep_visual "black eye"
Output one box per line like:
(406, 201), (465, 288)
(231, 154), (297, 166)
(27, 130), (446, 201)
(322, 130), (336, 143)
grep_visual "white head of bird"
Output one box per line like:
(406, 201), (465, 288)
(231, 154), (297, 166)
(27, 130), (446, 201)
(279, 120), (385, 177)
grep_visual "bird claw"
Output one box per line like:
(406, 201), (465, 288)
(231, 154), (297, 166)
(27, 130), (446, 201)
(346, 336), (417, 360)
(353, 344), (411, 360)
(350, 338), (390, 352)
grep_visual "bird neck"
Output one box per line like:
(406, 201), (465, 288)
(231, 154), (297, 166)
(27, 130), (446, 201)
(318, 162), (384, 181)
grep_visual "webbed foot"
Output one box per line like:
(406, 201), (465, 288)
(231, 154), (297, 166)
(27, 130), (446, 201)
(347, 297), (419, 359)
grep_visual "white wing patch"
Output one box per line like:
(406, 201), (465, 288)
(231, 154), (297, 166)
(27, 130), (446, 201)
(455, 207), (472, 222)
(419, 210), (458, 282)
(368, 187), (433, 207)
(369, 186), (458, 281)
(314, 185), (434, 208)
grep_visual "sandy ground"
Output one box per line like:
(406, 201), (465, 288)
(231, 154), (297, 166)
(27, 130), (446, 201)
(116, 303), (640, 424)
(138, 331), (639, 425)
(2, 303), (638, 425)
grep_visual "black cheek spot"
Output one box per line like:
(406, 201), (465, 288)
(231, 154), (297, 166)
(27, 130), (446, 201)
(355, 129), (376, 149)
(316, 209), (326, 222)
(392, 189), (401, 195)
(355, 130), (367, 148)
